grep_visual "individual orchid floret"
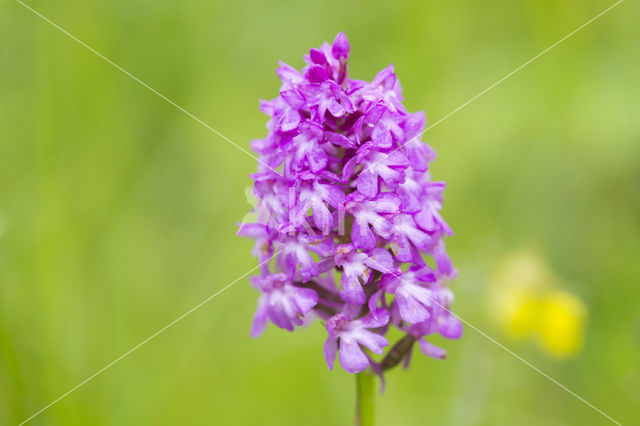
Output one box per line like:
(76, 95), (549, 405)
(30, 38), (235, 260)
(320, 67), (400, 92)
(250, 273), (318, 337)
(239, 32), (460, 378)
(324, 312), (390, 373)
(389, 213), (433, 262)
(275, 233), (334, 282)
(345, 192), (400, 250)
(285, 121), (327, 174)
(248, 174), (289, 227)
(343, 144), (409, 197)
(359, 65), (406, 114)
(290, 173), (345, 234)
(381, 267), (437, 324)
(405, 293), (463, 361)
(334, 244), (395, 304)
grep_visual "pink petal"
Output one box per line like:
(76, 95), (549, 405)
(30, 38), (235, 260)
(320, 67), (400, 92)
(419, 340), (446, 359)
(396, 291), (430, 324)
(323, 338), (338, 370)
(357, 169), (378, 197)
(250, 296), (269, 338)
(339, 339), (370, 373)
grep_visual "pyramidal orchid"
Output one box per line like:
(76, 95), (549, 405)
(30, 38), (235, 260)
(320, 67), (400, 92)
(238, 32), (461, 424)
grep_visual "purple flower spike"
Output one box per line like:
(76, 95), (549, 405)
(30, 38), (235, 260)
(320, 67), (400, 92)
(240, 33), (460, 375)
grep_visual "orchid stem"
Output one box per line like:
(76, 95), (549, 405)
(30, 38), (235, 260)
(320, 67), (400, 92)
(355, 371), (376, 426)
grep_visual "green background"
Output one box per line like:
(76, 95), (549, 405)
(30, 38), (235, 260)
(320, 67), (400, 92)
(1, 0), (639, 424)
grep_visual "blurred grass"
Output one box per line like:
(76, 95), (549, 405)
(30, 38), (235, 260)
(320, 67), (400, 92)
(1, 0), (639, 424)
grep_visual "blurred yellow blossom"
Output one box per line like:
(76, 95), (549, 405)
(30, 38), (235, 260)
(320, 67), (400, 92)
(490, 249), (587, 358)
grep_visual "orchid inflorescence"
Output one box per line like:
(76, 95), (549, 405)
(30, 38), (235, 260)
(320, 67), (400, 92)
(238, 32), (462, 376)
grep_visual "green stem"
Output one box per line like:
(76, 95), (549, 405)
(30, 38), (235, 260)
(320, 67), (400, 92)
(355, 372), (376, 426)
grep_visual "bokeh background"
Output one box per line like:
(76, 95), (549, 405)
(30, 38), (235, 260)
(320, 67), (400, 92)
(1, 0), (639, 424)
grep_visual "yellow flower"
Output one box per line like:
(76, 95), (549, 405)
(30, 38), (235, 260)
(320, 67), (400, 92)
(537, 290), (586, 358)
(490, 249), (587, 358)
